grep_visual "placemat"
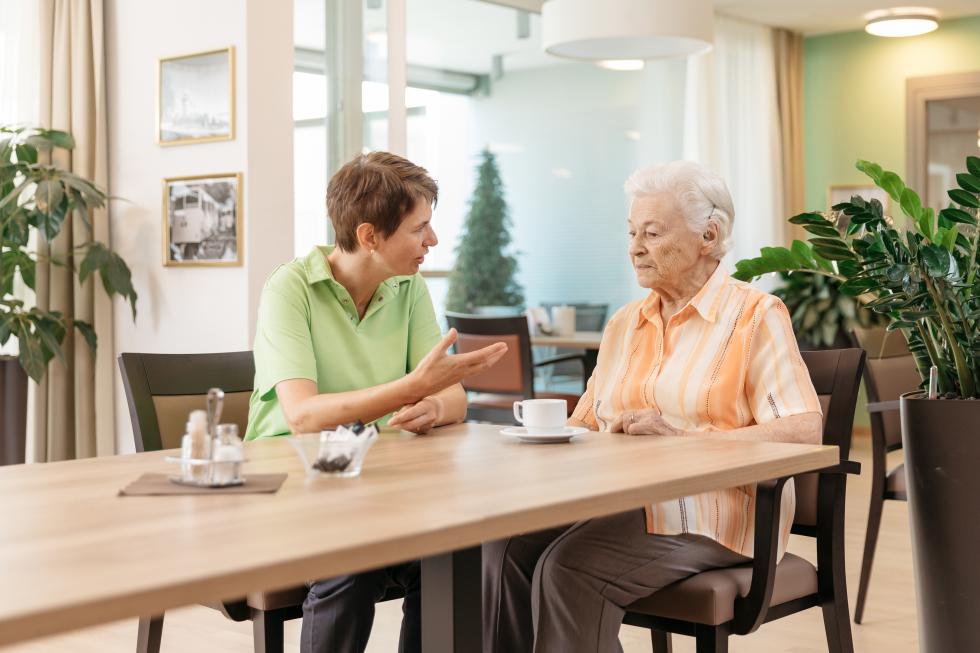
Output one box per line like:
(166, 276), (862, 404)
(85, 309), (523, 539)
(119, 473), (288, 496)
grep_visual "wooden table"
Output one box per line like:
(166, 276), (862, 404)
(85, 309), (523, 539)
(531, 330), (602, 350)
(531, 330), (603, 379)
(0, 424), (837, 651)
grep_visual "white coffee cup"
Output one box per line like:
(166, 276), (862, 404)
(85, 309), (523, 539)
(551, 305), (576, 337)
(513, 399), (567, 434)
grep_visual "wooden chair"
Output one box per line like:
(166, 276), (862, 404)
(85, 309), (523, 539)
(445, 312), (585, 424)
(119, 352), (400, 652)
(849, 328), (918, 624)
(623, 348), (865, 653)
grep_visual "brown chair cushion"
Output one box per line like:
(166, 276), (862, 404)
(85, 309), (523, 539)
(457, 333), (524, 394)
(886, 462), (907, 499)
(247, 585), (309, 611)
(152, 391), (252, 450)
(469, 392), (580, 417)
(626, 553), (818, 625)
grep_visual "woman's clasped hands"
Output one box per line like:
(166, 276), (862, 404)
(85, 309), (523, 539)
(608, 407), (686, 437)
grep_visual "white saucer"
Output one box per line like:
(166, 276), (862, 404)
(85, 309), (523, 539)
(500, 426), (588, 444)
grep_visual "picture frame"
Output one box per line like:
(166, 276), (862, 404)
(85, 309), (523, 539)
(162, 173), (243, 267)
(827, 184), (891, 214)
(157, 47), (235, 146)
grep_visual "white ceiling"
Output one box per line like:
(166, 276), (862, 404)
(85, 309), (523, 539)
(294, 0), (980, 76)
(714, 0), (980, 35)
(480, 0), (980, 34)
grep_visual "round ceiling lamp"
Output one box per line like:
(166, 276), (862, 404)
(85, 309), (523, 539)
(864, 8), (939, 38)
(541, 0), (714, 61)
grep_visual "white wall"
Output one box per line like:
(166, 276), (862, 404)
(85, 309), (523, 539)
(402, 60), (690, 324)
(106, 1), (293, 453)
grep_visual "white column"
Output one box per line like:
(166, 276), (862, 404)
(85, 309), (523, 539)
(245, 1), (295, 344)
(386, 0), (407, 156)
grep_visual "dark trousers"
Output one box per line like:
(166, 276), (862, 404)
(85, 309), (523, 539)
(482, 510), (750, 653)
(301, 562), (420, 653)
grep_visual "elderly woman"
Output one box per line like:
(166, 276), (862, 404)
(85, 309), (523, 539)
(482, 161), (822, 653)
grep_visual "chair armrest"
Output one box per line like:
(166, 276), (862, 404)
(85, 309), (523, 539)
(866, 399), (900, 413)
(533, 353), (586, 369)
(815, 460), (861, 476)
(732, 477), (788, 635)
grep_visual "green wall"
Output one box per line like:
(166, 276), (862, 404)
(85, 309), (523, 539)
(804, 14), (980, 211)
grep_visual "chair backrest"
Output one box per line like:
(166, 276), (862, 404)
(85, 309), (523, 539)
(792, 348), (865, 529)
(445, 312), (534, 397)
(472, 305), (524, 316)
(542, 303), (609, 332)
(118, 352), (255, 452)
(851, 327), (921, 450)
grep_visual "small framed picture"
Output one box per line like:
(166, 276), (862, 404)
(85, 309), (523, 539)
(163, 173), (243, 267)
(828, 184), (891, 213)
(157, 47), (235, 146)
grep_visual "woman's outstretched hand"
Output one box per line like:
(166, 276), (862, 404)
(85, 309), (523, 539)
(608, 408), (685, 436)
(409, 328), (508, 398)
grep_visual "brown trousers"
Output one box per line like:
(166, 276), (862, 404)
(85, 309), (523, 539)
(482, 509), (749, 653)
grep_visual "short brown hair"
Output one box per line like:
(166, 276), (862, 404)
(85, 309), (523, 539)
(326, 152), (439, 252)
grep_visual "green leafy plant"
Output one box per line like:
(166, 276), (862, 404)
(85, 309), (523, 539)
(446, 148), (524, 312)
(0, 126), (137, 382)
(772, 271), (887, 349)
(733, 155), (979, 399)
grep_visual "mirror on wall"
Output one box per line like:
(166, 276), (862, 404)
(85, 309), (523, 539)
(925, 95), (980, 213)
(907, 71), (980, 213)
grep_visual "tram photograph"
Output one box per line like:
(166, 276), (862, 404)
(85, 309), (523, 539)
(163, 173), (242, 266)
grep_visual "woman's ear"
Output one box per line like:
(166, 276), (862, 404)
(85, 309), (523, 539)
(355, 223), (379, 253)
(700, 221), (719, 255)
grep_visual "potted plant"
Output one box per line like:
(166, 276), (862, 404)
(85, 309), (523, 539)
(446, 148), (524, 313)
(772, 270), (888, 350)
(1, 126), (137, 462)
(733, 156), (979, 652)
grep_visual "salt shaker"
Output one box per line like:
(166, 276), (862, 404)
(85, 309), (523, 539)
(211, 423), (244, 485)
(183, 409), (209, 482)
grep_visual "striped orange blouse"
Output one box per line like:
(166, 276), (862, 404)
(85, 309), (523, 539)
(570, 263), (821, 558)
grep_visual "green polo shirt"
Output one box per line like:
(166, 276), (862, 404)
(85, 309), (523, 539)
(244, 246), (441, 440)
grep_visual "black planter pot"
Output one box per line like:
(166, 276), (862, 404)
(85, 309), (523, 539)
(0, 355), (28, 465)
(901, 392), (980, 652)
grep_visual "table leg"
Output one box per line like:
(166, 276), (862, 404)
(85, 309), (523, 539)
(421, 546), (482, 653)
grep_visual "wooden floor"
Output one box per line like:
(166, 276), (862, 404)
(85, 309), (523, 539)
(1, 433), (916, 652)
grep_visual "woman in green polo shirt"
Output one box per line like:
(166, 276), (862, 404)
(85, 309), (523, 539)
(246, 152), (506, 653)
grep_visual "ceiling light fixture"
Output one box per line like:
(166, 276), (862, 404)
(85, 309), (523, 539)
(542, 0), (713, 61)
(864, 8), (939, 38)
(597, 59), (645, 71)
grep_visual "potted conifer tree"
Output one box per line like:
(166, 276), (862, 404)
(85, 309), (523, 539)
(733, 156), (979, 652)
(446, 148), (524, 313)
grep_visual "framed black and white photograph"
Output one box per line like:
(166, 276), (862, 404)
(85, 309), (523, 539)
(157, 47), (235, 146)
(163, 173), (243, 267)
(828, 184), (891, 213)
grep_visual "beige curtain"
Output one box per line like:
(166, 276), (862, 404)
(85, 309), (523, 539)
(33, 0), (114, 461)
(773, 28), (805, 245)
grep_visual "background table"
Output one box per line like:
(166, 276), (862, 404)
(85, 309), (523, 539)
(530, 330), (603, 350)
(0, 423), (836, 650)
(531, 330), (603, 379)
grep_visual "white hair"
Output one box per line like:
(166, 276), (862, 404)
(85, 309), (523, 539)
(624, 161), (735, 260)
